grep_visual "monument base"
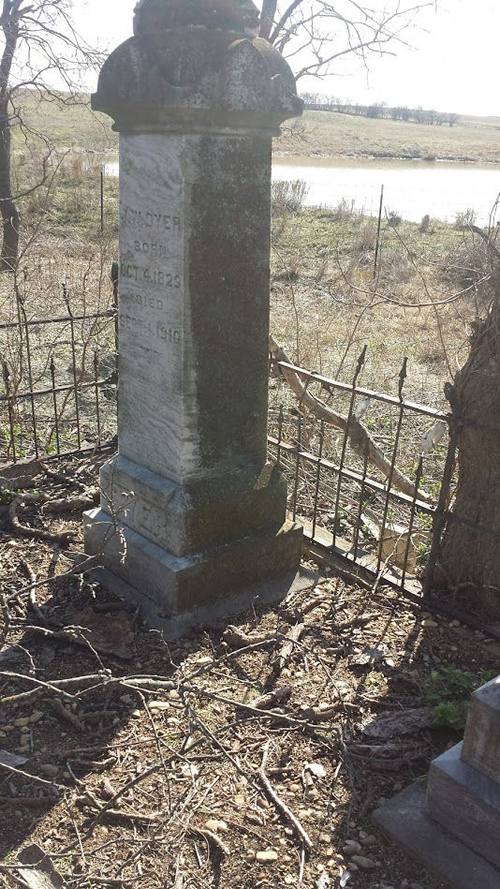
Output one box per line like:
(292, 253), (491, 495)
(83, 507), (304, 637)
(427, 742), (500, 869)
(373, 781), (500, 889)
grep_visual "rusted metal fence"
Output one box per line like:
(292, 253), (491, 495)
(268, 353), (452, 600)
(1, 285), (456, 603)
(1, 268), (119, 464)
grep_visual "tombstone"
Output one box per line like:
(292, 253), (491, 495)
(373, 674), (500, 889)
(84, 0), (304, 635)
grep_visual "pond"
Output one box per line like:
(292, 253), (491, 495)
(273, 156), (500, 225)
(105, 156), (500, 225)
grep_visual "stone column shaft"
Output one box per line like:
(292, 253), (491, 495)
(84, 0), (304, 635)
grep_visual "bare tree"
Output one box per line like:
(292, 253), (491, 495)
(0, 0), (100, 272)
(259, 0), (435, 81)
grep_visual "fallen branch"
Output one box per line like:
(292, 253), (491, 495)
(272, 623), (304, 677)
(9, 493), (75, 544)
(270, 335), (427, 501)
(257, 741), (313, 852)
(42, 491), (99, 515)
(188, 827), (229, 858)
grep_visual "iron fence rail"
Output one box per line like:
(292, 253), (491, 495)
(1, 293), (454, 600)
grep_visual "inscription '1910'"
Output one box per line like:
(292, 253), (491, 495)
(120, 313), (181, 344)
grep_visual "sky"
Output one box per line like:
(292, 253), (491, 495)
(75, 0), (499, 116)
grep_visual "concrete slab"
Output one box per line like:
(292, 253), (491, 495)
(373, 781), (500, 889)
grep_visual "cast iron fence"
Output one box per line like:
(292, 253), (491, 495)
(0, 278), (456, 603)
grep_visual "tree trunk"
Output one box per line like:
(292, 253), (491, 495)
(438, 282), (500, 617)
(0, 3), (21, 273)
(260, 0), (278, 39)
(0, 104), (18, 272)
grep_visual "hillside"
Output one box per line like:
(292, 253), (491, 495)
(14, 92), (500, 165)
(275, 109), (500, 164)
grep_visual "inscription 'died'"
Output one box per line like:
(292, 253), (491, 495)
(120, 201), (185, 352)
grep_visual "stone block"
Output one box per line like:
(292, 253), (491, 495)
(427, 741), (500, 869)
(373, 780), (500, 889)
(84, 507), (303, 633)
(99, 455), (288, 558)
(462, 675), (500, 782)
(84, 0), (304, 631)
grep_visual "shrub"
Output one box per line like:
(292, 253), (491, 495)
(272, 178), (309, 215)
(387, 210), (402, 228)
(424, 666), (495, 731)
(419, 214), (431, 233)
(455, 208), (477, 230)
(332, 197), (357, 221)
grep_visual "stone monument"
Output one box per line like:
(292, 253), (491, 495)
(84, 0), (304, 635)
(374, 674), (500, 889)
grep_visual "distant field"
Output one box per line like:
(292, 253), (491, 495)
(14, 93), (500, 166)
(276, 110), (500, 164)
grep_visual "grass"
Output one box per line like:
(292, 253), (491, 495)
(276, 109), (500, 164)
(14, 91), (500, 165)
(270, 202), (484, 405)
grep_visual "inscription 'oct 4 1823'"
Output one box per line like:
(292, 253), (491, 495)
(120, 262), (182, 289)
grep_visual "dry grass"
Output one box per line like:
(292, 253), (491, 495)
(277, 110), (500, 163)
(270, 204), (488, 407)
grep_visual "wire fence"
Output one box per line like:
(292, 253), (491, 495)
(0, 274), (457, 602)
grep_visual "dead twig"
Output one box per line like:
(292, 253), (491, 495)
(272, 622), (305, 677)
(9, 493), (75, 544)
(257, 741), (313, 853)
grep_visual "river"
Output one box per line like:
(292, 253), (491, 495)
(105, 156), (500, 225)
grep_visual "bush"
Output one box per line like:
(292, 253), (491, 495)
(332, 197), (358, 221)
(424, 666), (495, 731)
(419, 214), (431, 233)
(455, 208), (477, 230)
(387, 210), (403, 228)
(272, 178), (309, 215)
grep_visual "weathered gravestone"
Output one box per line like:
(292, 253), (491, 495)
(84, 0), (304, 635)
(373, 675), (500, 889)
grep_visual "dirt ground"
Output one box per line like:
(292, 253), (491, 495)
(0, 455), (499, 888)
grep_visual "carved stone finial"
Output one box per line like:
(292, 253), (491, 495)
(133, 0), (260, 36)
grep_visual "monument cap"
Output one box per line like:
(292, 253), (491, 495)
(133, 0), (260, 36)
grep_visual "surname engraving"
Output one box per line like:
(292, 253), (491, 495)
(121, 206), (182, 233)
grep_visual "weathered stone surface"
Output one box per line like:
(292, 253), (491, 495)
(373, 781), (500, 889)
(427, 741), (500, 869)
(462, 675), (500, 782)
(85, 507), (302, 611)
(84, 0), (303, 633)
(99, 456), (287, 558)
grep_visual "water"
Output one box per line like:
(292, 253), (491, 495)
(273, 156), (500, 225)
(105, 156), (500, 225)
